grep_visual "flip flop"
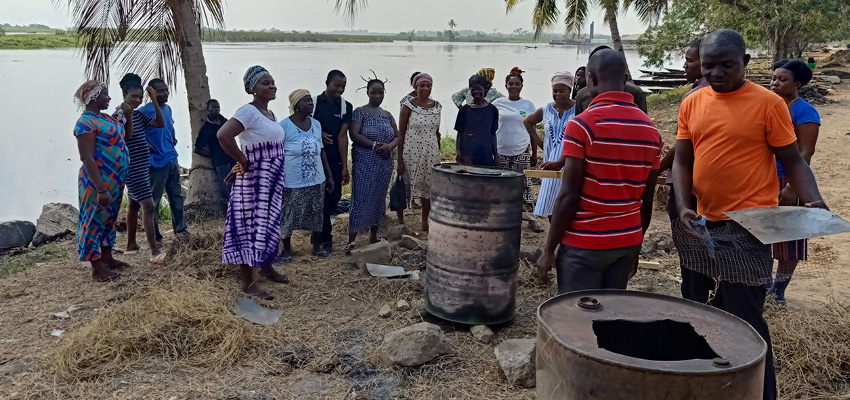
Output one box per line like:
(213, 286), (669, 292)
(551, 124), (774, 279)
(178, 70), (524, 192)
(123, 250), (140, 255)
(150, 253), (167, 265)
(344, 241), (357, 254)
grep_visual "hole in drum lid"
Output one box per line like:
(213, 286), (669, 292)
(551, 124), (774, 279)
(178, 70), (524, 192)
(592, 319), (720, 361)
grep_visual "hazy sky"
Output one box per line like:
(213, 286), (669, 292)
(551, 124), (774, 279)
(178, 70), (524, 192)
(3, 0), (647, 36)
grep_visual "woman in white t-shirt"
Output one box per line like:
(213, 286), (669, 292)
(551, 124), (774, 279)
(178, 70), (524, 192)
(492, 67), (542, 231)
(217, 65), (289, 300)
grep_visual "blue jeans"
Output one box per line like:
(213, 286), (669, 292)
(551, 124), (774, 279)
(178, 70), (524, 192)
(215, 163), (235, 202)
(149, 159), (187, 240)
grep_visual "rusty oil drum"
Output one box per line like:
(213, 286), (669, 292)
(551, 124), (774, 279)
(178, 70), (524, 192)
(425, 163), (524, 325)
(537, 290), (767, 400)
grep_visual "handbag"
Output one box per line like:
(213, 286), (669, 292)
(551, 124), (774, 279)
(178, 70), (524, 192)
(389, 175), (407, 212)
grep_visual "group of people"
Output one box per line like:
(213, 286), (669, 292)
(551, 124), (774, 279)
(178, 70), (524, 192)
(71, 27), (824, 399)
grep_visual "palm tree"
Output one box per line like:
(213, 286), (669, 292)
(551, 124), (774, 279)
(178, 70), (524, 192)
(59, 0), (228, 214)
(448, 19), (458, 30)
(505, 0), (665, 77)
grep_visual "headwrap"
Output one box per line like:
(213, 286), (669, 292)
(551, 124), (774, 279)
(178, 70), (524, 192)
(509, 67), (525, 76)
(412, 73), (433, 89)
(469, 74), (490, 89)
(551, 71), (576, 89)
(289, 89), (311, 114)
(477, 67), (496, 84)
(73, 80), (107, 109)
(243, 65), (269, 94)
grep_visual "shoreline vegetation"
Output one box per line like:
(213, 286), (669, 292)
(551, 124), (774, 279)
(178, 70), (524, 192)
(0, 29), (583, 50)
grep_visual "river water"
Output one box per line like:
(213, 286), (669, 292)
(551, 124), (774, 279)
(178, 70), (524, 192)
(0, 41), (682, 222)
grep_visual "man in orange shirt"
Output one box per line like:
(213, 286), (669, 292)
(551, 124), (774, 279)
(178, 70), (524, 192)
(673, 29), (827, 400)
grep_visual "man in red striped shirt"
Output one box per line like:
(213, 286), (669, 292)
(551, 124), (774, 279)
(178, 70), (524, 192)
(536, 49), (663, 293)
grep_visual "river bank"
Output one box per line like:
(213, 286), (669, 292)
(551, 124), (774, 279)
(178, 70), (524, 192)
(2, 74), (850, 398)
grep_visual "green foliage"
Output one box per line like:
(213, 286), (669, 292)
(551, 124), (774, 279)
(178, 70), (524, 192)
(0, 34), (79, 49)
(646, 85), (693, 110)
(158, 202), (172, 222)
(440, 137), (457, 160)
(0, 244), (65, 279)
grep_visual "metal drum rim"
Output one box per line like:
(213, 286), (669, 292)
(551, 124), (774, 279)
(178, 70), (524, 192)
(536, 289), (768, 375)
(431, 162), (526, 178)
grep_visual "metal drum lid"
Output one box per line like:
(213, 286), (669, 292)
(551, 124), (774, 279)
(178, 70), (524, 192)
(432, 163), (524, 178)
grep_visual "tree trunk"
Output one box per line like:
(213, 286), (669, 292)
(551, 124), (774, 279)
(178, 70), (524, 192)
(177, 0), (225, 217)
(605, 6), (634, 80)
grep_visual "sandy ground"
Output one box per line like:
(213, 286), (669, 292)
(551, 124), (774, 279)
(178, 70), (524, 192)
(1, 66), (849, 400)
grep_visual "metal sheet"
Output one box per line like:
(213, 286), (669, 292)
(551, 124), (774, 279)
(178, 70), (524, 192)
(232, 297), (282, 326)
(724, 206), (850, 244)
(365, 263), (407, 278)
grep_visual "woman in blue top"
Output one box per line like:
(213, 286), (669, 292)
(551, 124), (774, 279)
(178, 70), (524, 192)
(767, 59), (821, 305)
(278, 89), (334, 263)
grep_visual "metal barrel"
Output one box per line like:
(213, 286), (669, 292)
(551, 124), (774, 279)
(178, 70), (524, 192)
(425, 163), (525, 325)
(537, 290), (767, 400)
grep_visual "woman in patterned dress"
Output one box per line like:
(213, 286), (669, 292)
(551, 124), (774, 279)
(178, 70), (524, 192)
(73, 80), (130, 282)
(217, 66), (289, 300)
(277, 89), (334, 263)
(112, 73), (166, 264)
(523, 71), (577, 219)
(398, 73), (441, 233)
(346, 79), (401, 249)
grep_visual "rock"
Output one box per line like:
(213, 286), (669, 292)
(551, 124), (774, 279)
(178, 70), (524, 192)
(396, 300), (410, 311)
(640, 237), (658, 255)
(287, 373), (331, 396)
(398, 235), (424, 250)
(381, 322), (452, 367)
(378, 305), (392, 318)
(350, 240), (392, 269)
(519, 246), (542, 261)
(824, 75), (842, 84)
(471, 325), (494, 344)
(0, 221), (36, 250)
(387, 225), (406, 241)
(656, 236), (675, 253)
(494, 339), (536, 388)
(406, 270), (420, 282)
(413, 299), (428, 315)
(32, 203), (78, 247)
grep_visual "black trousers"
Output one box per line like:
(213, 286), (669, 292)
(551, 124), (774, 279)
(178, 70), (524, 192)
(317, 160), (343, 244)
(681, 268), (777, 400)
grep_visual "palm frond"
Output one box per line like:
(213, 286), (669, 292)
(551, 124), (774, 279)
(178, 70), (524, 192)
(334, 0), (368, 25)
(505, 0), (528, 12)
(563, 0), (591, 35)
(530, 0), (561, 39)
(622, 0), (667, 25)
(58, 0), (224, 85)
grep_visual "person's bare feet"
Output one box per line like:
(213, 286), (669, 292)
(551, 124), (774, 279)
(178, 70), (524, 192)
(260, 265), (290, 283)
(106, 260), (132, 270)
(242, 282), (274, 300)
(91, 260), (120, 282)
(401, 226), (420, 238)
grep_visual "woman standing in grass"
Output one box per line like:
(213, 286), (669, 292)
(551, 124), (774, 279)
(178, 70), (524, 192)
(347, 78), (401, 249)
(767, 59), (821, 305)
(524, 71), (576, 219)
(277, 89), (334, 263)
(454, 74), (499, 167)
(398, 73), (441, 233)
(112, 73), (166, 264)
(217, 66), (289, 300)
(73, 80), (130, 282)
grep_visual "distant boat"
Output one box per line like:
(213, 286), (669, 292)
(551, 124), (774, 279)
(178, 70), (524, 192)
(549, 39), (583, 46)
(664, 67), (686, 73)
(525, 46), (538, 49)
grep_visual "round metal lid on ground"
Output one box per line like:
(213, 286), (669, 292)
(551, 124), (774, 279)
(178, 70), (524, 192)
(537, 289), (767, 374)
(432, 163), (524, 178)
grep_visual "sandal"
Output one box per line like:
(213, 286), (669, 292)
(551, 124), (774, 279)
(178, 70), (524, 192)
(123, 250), (140, 255)
(150, 253), (167, 265)
(343, 241), (357, 254)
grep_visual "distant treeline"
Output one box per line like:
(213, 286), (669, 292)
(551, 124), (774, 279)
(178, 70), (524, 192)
(0, 33), (77, 50)
(203, 30), (393, 43)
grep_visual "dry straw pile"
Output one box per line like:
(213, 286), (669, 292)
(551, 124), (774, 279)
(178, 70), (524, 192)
(50, 276), (257, 380)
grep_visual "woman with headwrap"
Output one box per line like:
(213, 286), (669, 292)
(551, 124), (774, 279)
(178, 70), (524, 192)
(398, 73), (441, 233)
(451, 67), (505, 108)
(454, 74), (500, 167)
(217, 65), (289, 300)
(73, 80), (130, 282)
(276, 89), (334, 263)
(492, 67), (541, 231)
(572, 67), (586, 100)
(523, 71), (577, 219)
(346, 78), (401, 250)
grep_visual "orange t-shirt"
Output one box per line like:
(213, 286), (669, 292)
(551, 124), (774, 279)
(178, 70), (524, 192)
(677, 81), (797, 221)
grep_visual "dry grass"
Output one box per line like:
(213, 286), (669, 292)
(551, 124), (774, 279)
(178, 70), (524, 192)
(50, 275), (258, 381)
(768, 300), (850, 399)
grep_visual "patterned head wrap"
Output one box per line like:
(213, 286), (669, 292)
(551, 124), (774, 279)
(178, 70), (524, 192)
(477, 68), (496, 84)
(412, 73), (432, 89)
(74, 80), (107, 109)
(244, 65), (269, 94)
(289, 89), (311, 114)
(551, 71), (576, 88)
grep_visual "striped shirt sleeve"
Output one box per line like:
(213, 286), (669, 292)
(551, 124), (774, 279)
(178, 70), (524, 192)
(562, 117), (588, 158)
